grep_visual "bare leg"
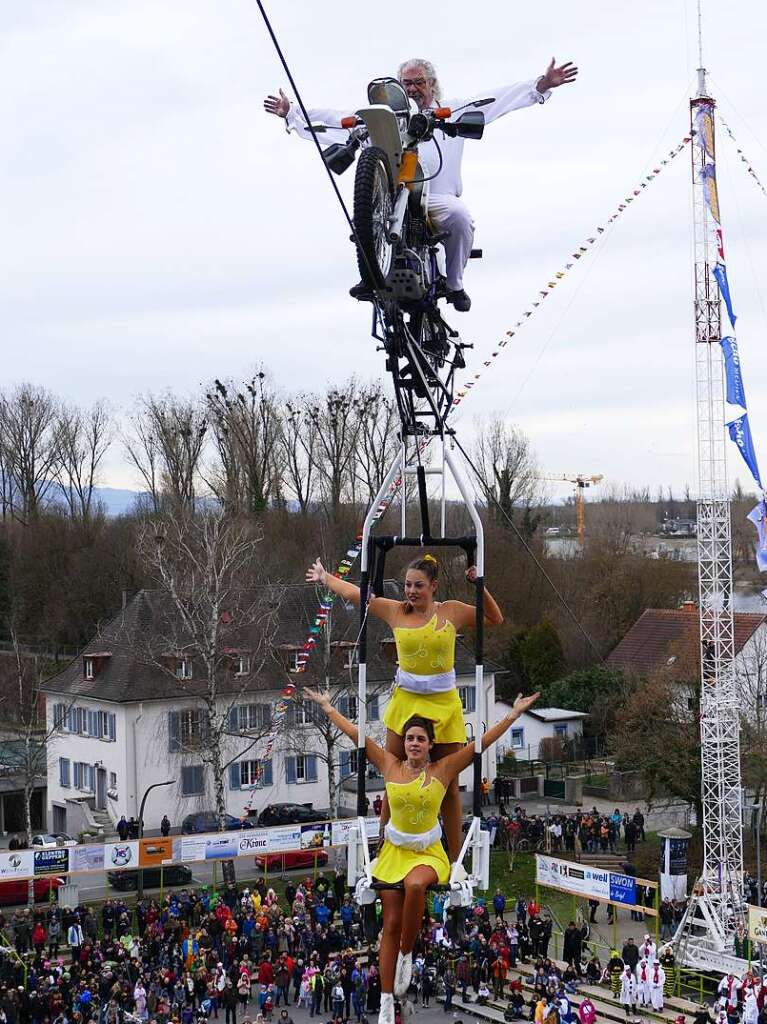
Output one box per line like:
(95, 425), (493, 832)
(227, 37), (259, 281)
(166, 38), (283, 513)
(432, 741), (462, 863)
(379, 730), (405, 839)
(380, 890), (404, 994)
(400, 865), (438, 953)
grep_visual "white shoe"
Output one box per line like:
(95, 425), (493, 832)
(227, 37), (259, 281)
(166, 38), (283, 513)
(394, 950), (413, 997)
(379, 993), (395, 1024)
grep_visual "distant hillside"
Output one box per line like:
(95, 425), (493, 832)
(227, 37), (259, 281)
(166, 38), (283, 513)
(91, 487), (144, 516)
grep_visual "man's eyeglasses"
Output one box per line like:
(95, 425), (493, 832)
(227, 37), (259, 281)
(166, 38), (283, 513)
(401, 77), (429, 88)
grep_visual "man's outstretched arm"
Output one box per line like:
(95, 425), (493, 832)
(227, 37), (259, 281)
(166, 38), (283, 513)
(461, 57), (578, 124)
(263, 87), (352, 144)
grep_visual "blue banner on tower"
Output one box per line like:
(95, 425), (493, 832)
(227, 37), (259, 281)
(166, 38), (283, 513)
(713, 263), (738, 330)
(720, 336), (747, 408)
(747, 502), (767, 573)
(727, 413), (762, 488)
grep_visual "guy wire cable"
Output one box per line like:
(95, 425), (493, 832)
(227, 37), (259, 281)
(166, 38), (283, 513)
(452, 435), (605, 663)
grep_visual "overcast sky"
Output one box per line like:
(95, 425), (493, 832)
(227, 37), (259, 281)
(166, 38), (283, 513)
(3, 0), (767, 503)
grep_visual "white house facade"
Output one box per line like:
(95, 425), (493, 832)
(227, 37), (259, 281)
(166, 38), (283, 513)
(491, 701), (588, 762)
(43, 589), (498, 834)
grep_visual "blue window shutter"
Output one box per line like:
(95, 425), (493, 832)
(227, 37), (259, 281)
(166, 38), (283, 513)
(59, 758), (70, 788)
(229, 764), (241, 790)
(73, 763), (81, 789)
(229, 706), (239, 732)
(168, 711), (181, 752)
(369, 696), (379, 721)
(66, 708), (76, 732)
(262, 760), (273, 786)
(87, 710), (97, 736)
(307, 754), (318, 782)
(201, 710), (211, 739)
(339, 751), (350, 779)
(108, 713), (116, 741)
(262, 705), (272, 727)
(465, 687), (476, 713)
(285, 756), (296, 784)
(337, 695), (349, 718)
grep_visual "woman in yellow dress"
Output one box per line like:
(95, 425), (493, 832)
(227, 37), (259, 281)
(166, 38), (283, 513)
(305, 554), (503, 867)
(302, 686), (538, 1024)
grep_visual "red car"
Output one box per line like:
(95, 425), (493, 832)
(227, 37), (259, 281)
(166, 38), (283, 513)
(254, 850), (329, 871)
(0, 876), (65, 907)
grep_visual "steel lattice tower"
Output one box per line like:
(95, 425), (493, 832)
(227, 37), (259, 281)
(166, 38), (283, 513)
(685, 64), (744, 962)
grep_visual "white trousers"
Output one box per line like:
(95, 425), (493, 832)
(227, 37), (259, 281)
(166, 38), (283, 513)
(427, 193), (475, 291)
(650, 988), (663, 1011)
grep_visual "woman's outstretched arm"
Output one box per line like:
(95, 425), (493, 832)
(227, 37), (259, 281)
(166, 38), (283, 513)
(434, 692), (540, 781)
(305, 558), (401, 623)
(302, 688), (396, 775)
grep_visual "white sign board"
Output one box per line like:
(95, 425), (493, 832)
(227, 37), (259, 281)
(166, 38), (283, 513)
(748, 904), (767, 943)
(536, 854), (610, 900)
(104, 841), (139, 869)
(0, 850), (33, 879)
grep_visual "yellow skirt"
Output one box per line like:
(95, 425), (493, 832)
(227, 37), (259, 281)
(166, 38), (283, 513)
(372, 838), (450, 885)
(383, 686), (467, 744)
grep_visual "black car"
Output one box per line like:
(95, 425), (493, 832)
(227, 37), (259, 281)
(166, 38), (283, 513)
(181, 811), (257, 834)
(257, 803), (332, 827)
(107, 864), (193, 891)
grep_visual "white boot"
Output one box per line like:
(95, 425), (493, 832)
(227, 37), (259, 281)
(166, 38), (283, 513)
(379, 992), (395, 1024)
(394, 950), (413, 998)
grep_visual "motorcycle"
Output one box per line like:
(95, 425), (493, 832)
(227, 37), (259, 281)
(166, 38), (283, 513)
(314, 78), (490, 421)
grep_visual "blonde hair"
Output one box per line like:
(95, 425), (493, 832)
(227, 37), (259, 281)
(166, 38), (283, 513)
(397, 58), (442, 103)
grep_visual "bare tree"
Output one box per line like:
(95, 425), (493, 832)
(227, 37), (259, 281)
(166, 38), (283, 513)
(281, 399), (319, 515)
(205, 374), (284, 516)
(137, 510), (280, 834)
(472, 416), (540, 528)
(736, 628), (767, 811)
(124, 394), (207, 513)
(307, 380), (368, 517)
(0, 385), (62, 522)
(352, 385), (399, 506)
(53, 402), (113, 520)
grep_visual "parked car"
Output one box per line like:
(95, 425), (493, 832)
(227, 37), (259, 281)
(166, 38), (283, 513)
(31, 833), (78, 849)
(257, 803), (332, 827)
(0, 876), (65, 906)
(180, 812), (256, 835)
(254, 850), (329, 871)
(107, 865), (193, 891)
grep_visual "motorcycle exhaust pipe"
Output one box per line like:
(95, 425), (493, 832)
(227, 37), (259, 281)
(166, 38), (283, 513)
(387, 187), (410, 243)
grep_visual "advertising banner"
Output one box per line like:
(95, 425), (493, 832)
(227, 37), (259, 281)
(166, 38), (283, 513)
(609, 873), (637, 905)
(236, 832), (271, 857)
(105, 841), (139, 870)
(34, 848), (69, 876)
(264, 825), (303, 852)
(0, 851), (33, 879)
(139, 838), (174, 867)
(70, 845), (105, 873)
(536, 854), (610, 900)
(331, 817), (379, 846)
(301, 822), (332, 849)
(748, 904), (767, 943)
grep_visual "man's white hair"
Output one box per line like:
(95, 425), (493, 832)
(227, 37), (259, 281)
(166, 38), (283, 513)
(397, 58), (442, 103)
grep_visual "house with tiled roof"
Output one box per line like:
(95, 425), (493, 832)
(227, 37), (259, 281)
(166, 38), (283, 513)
(605, 600), (767, 701)
(41, 586), (498, 835)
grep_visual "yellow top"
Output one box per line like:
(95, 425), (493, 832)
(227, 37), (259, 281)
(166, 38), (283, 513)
(393, 613), (456, 675)
(387, 770), (446, 833)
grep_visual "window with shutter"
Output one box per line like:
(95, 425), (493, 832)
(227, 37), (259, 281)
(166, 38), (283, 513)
(339, 751), (350, 779)
(511, 728), (524, 749)
(108, 713), (116, 741)
(306, 754), (318, 782)
(285, 756), (296, 784)
(59, 758), (70, 788)
(168, 711), (181, 752)
(87, 710), (98, 736)
(181, 765), (204, 796)
(77, 708), (87, 733)
(369, 696), (380, 721)
(229, 763), (241, 790)
(53, 704), (65, 729)
(73, 763), (82, 789)
(459, 686), (476, 713)
(337, 695), (349, 718)
(66, 708), (77, 732)
(84, 657), (94, 680)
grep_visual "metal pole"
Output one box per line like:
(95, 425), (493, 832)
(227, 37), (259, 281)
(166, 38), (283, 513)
(137, 779), (175, 901)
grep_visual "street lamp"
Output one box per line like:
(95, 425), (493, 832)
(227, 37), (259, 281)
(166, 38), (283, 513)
(137, 779), (175, 900)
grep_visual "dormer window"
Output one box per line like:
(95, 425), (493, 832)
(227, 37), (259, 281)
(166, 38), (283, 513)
(288, 651), (300, 673)
(84, 658), (94, 681)
(343, 648), (359, 671)
(235, 655), (250, 676)
(176, 657), (193, 680)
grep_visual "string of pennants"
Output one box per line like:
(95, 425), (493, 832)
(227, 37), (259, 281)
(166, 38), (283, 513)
(452, 132), (695, 410)
(694, 102), (767, 582)
(719, 115), (767, 201)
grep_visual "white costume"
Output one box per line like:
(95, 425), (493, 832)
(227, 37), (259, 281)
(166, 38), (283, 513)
(620, 969), (637, 1010)
(636, 960), (651, 1006)
(743, 992), (758, 1024)
(649, 962), (665, 1011)
(717, 975), (741, 1014)
(285, 80), (552, 291)
(640, 936), (657, 963)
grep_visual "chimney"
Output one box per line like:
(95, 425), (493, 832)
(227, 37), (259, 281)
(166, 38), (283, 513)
(680, 600), (697, 613)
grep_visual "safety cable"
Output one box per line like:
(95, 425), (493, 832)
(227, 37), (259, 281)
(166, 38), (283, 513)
(254, 0), (383, 292)
(452, 436), (605, 663)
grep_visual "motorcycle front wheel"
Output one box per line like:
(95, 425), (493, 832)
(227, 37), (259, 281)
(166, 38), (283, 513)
(353, 147), (394, 288)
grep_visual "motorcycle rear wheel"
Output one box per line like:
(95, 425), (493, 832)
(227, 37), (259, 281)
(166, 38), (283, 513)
(353, 147), (394, 288)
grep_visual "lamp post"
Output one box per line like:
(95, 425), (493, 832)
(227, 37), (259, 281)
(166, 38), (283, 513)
(137, 779), (175, 900)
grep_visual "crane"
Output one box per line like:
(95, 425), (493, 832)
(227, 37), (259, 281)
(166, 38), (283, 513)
(540, 474), (603, 545)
